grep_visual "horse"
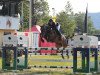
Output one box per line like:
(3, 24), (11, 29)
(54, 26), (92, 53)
(40, 25), (69, 59)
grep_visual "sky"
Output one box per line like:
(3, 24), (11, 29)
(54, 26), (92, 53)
(47, 0), (100, 16)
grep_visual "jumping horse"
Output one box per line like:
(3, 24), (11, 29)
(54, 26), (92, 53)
(40, 25), (69, 59)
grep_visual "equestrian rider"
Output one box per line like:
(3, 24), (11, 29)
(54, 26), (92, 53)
(48, 19), (56, 30)
(48, 19), (61, 38)
(55, 22), (62, 37)
(56, 22), (61, 33)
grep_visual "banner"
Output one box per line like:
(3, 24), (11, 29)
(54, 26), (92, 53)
(0, 16), (20, 30)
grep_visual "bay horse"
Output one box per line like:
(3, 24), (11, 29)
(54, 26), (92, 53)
(40, 25), (69, 59)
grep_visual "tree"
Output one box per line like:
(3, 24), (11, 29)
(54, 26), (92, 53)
(93, 29), (100, 35)
(56, 1), (76, 37)
(31, 0), (50, 25)
(19, 0), (29, 30)
(74, 12), (95, 35)
(87, 16), (95, 35)
(74, 12), (85, 34)
(19, 0), (50, 30)
(65, 1), (73, 14)
(37, 15), (51, 26)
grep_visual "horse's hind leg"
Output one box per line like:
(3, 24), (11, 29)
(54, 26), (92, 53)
(66, 50), (69, 59)
(61, 50), (64, 59)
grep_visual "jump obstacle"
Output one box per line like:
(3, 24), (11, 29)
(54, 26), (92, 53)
(29, 65), (73, 69)
(1, 34), (100, 73)
(0, 0), (99, 73)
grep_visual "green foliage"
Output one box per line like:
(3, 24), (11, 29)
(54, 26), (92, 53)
(19, 0), (29, 30)
(56, 1), (76, 37)
(18, 0), (100, 35)
(34, 0), (49, 15)
(37, 15), (51, 26)
(92, 29), (100, 35)
(74, 12), (85, 33)
(56, 0), (96, 37)
(87, 16), (95, 35)
(32, 0), (50, 25)
(57, 12), (76, 37)
(19, 0), (50, 30)
(74, 12), (95, 35)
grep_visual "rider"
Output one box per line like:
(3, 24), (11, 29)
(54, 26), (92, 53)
(48, 19), (61, 38)
(56, 22), (61, 33)
(48, 19), (56, 29)
(56, 22), (62, 37)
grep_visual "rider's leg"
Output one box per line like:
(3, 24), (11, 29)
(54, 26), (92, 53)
(53, 27), (61, 38)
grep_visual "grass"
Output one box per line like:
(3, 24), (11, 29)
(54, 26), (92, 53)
(0, 58), (2, 69)
(27, 54), (96, 75)
(28, 55), (73, 66)
(0, 54), (98, 75)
